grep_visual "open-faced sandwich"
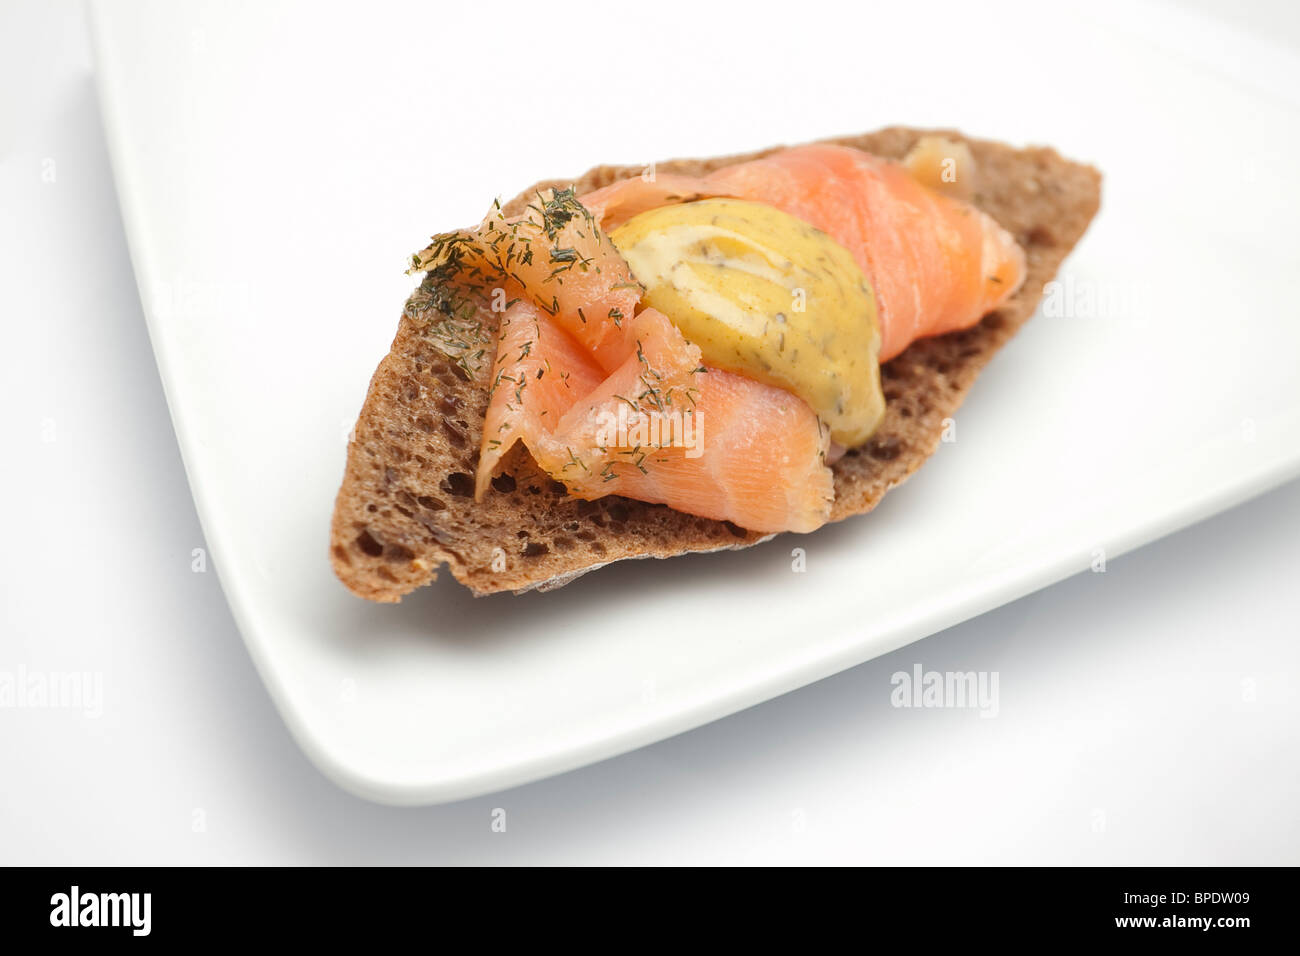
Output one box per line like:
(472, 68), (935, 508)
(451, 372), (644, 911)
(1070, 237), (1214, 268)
(331, 128), (1101, 598)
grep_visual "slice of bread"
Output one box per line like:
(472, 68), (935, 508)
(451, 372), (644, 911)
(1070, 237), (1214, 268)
(330, 127), (1102, 599)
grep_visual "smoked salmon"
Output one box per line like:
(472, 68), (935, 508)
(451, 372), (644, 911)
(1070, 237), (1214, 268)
(580, 143), (1026, 361)
(409, 143), (1026, 534)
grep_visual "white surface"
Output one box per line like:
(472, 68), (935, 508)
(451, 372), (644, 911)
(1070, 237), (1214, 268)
(1, 0), (1298, 859)
(84, 0), (1300, 804)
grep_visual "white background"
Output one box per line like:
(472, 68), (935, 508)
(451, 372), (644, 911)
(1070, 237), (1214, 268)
(2, 0), (1298, 863)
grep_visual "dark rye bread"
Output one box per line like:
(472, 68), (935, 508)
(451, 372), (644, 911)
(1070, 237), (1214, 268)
(330, 127), (1101, 599)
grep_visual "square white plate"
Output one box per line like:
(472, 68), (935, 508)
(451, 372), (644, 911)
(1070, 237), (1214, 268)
(90, 0), (1300, 804)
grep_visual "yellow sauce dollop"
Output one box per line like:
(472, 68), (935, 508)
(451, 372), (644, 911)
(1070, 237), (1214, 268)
(610, 199), (884, 447)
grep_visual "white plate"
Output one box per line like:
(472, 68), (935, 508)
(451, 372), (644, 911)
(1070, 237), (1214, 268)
(90, 0), (1300, 804)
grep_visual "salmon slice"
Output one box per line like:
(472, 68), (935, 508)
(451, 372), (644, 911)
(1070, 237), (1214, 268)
(478, 300), (832, 532)
(580, 172), (722, 231)
(413, 193), (834, 533)
(591, 366), (833, 532)
(579, 143), (1026, 360)
(417, 141), (1026, 535)
(411, 189), (645, 373)
(474, 298), (606, 498)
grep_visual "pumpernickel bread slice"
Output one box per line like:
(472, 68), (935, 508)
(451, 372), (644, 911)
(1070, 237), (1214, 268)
(330, 127), (1102, 599)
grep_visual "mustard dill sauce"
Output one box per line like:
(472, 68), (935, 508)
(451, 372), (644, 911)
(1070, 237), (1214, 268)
(610, 199), (885, 446)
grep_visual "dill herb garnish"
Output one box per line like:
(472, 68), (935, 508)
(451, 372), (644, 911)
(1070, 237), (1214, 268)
(403, 273), (492, 379)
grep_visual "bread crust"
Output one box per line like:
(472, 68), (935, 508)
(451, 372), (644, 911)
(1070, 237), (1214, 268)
(330, 127), (1102, 599)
